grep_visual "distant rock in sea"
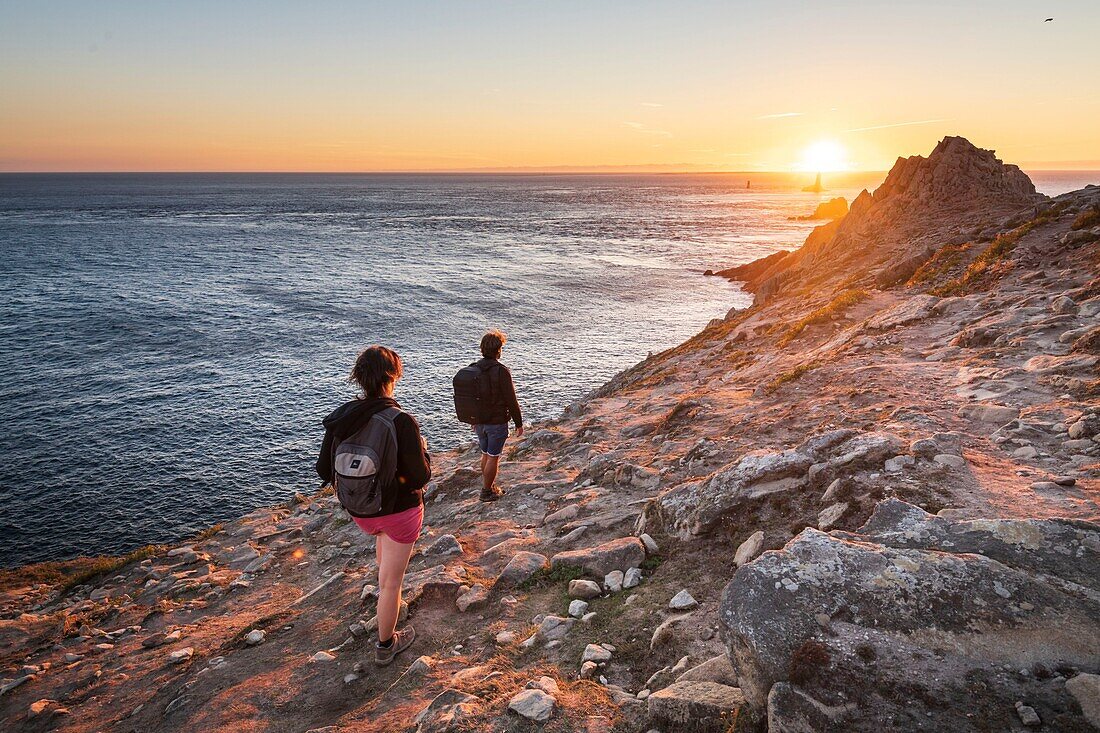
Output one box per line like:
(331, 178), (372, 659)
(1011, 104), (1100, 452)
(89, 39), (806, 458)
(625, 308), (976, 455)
(791, 196), (848, 221)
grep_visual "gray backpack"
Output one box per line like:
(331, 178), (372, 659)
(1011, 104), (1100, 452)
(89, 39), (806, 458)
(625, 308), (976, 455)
(333, 407), (400, 517)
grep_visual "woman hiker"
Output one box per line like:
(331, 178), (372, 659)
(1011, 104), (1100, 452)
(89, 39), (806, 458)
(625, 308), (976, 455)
(316, 345), (431, 666)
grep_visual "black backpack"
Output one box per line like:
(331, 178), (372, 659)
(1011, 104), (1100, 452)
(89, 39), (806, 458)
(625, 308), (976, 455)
(332, 407), (400, 516)
(453, 362), (499, 424)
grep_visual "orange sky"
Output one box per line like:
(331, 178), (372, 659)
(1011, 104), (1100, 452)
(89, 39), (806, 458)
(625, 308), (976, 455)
(2, 2), (1099, 172)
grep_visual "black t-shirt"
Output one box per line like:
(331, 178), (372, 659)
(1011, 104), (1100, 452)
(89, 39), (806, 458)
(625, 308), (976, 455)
(474, 358), (523, 428)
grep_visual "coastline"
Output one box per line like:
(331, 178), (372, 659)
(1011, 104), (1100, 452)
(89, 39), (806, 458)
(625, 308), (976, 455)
(2, 140), (1098, 732)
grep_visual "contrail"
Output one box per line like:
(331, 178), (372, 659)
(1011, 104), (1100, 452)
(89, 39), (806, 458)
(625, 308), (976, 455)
(847, 118), (947, 132)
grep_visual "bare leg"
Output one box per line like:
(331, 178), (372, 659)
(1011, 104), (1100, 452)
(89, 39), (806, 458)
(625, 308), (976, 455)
(483, 455), (500, 491)
(375, 534), (416, 643)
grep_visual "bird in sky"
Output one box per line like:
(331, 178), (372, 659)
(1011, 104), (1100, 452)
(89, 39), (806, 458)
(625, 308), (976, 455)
(1044, 17), (1054, 22)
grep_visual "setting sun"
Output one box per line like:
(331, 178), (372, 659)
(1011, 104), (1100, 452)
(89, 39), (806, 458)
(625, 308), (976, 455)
(796, 140), (851, 172)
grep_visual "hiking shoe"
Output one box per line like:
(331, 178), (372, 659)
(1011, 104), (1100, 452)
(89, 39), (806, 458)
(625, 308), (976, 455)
(479, 485), (504, 502)
(374, 625), (416, 667)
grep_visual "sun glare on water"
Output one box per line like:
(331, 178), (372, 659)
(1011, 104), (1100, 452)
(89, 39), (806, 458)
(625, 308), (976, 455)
(797, 140), (850, 172)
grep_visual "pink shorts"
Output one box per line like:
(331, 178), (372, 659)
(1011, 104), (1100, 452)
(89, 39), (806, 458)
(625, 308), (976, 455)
(353, 505), (424, 545)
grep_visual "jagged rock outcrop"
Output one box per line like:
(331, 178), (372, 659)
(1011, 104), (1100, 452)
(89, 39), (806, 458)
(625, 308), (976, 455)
(652, 430), (904, 539)
(793, 197), (848, 221)
(719, 499), (1100, 732)
(715, 136), (1048, 301)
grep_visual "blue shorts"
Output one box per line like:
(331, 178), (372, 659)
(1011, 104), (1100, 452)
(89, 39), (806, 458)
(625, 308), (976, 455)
(475, 423), (509, 457)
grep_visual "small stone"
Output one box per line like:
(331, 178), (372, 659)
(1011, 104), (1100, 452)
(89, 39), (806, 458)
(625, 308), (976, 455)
(495, 631), (516, 645)
(581, 612), (598, 624)
(360, 584), (378, 602)
(141, 633), (167, 648)
(508, 688), (556, 722)
(568, 579), (602, 599)
(1053, 476), (1077, 487)
(1050, 295), (1077, 315)
(168, 647), (194, 664)
(604, 570), (624, 593)
(582, 644), (612, 664)
(733, 531), (764, 567)
(29, 699), (54, 716)
(884, 455), (915, 473)
(64, 653), (84, 663)
(1013, 445), (1039, 459)
(817, 502), (848, 531)
(408, 655), (435, 674)
(909, 438), (940, 459)
(456, 584), (489, 612)
(530, 676), (560, 695)
(640, 533), (659, 554)
(425, 534), (463, 556)
(310, 651), (336, 663)
(569, 600), (590, 618)
(623, 567), (643, 588)
(1015, 701), (1041, 727)
(934, 454), (968, 469)
(536, 615), (575, 642)
(343, 673), (359, 684)
(244, 629), (265, 646)
(669, 590), (698, 610)
(580, 661), (599, 679)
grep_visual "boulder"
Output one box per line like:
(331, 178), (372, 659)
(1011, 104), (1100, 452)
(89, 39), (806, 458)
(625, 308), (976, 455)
(568, 579), (602, 599)
(677, 654), (739, 687)
(720, 499), (1100, 731)
(550, 537), (646, 578)
(414, 690), (480, 733)
(669, 590), (698, 610)
(425, 534), (464, 556)
(536, 615), (575, 642)
(655, 431), (903, 538)
(508, 688), (556, 722)
(958, 404), (1020, 425)
(647, 681), (748, 733)
(863, 294), (939, 331)
(495, 552), (549, 588)
(623, 567), (643, 588)
(456, 584), (489, 613)
(1066, 673), (1100, 729)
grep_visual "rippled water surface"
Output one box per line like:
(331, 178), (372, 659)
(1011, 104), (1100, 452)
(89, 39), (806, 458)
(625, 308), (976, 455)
(1, 170), (1090, 565)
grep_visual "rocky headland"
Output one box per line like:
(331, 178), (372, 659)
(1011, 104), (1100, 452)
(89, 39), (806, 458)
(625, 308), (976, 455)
(2, 137), (1098, 733)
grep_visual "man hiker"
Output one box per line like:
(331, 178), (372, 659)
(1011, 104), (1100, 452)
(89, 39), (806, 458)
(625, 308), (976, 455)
(453, 330), (523, 502)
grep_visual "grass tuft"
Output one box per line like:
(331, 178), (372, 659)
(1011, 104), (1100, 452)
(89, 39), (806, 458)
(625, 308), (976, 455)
(776, 289), (869, 347)
(931, 204), (1068, 296)
(763, 361), (819, 395)
(516, 563), (584, 591)
(0, 544), (172, 593)
(1071, 207), (1099, 231)
(906, 241), (971, 286)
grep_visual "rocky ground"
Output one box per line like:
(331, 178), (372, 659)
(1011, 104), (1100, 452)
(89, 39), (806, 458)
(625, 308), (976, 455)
(2, 137), (1098, 732)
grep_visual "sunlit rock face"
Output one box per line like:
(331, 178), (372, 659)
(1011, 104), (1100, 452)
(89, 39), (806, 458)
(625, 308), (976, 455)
(720, 499), (1100, 732)
(728, 135), (1049, 301)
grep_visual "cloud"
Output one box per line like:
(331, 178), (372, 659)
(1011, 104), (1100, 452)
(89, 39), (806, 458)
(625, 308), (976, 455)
(757, 112), (804, 119)
(847, 118), (948, 132)
(624, 121), (673, 138)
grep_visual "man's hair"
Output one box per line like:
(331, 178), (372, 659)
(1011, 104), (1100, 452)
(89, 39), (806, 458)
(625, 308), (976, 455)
(480, 330), (507, 359)
(349, 345), (403, 397)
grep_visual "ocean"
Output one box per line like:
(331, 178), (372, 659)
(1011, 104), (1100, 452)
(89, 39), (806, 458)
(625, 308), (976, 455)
(1, 171), (1094, 566)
